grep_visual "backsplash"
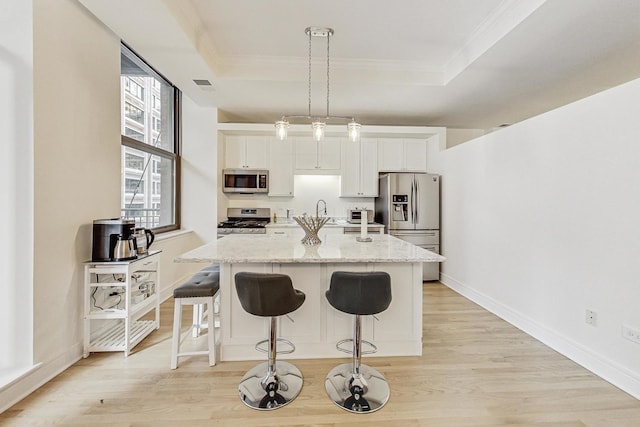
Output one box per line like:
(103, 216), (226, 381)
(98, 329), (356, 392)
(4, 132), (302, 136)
(220, 175), (375, 220)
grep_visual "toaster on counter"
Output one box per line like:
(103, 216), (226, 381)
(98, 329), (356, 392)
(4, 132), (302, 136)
(347, 209), (374, 224)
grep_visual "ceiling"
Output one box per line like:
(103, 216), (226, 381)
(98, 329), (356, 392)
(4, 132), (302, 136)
(80, 0), (640, 131)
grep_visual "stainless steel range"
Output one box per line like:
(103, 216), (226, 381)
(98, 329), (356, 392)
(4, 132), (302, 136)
(217, 207), (271, 236)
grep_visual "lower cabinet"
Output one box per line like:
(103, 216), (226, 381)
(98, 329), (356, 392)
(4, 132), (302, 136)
(220, 260), (422, 360)
(266, 225), (343, 240)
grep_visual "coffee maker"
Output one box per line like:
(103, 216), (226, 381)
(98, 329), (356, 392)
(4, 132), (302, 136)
(92, 218), (137, 261)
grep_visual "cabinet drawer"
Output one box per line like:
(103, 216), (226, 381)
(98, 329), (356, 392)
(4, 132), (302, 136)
(391, 230), (439, 245)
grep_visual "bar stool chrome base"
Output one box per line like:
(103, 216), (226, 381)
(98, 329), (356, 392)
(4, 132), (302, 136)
(325, 362), (390, 413)
(239, 361), (303, 410)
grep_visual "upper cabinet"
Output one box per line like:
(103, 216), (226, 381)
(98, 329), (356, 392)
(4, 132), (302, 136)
(294, 137), (341, 172)
(268, 138), (295, 197)
(340, 138), (378, 197)
(224, 135), (269, 169)
(377, 138), (427, 172)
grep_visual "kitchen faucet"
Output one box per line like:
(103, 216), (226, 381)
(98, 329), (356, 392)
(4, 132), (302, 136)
(316, 199), (327, 218)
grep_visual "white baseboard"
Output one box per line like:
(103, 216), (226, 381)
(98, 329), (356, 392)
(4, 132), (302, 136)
(439, 273), (640, 400)
(0, 343), (83, 414)
(1, 273), (202, 415)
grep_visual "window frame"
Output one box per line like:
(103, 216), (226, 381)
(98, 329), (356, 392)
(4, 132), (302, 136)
(120, 42), (181, 233)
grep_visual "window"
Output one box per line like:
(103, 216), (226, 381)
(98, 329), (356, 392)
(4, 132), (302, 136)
(124, 77), (144, 101)
(124, 102), (145, 125)
(120, 43), (180, 232)
(125, 177), (145, 193)
(125, 153), (144, 171)
(125, 127), (144, 142)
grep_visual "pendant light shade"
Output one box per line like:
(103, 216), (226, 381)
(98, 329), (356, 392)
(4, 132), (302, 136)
(275, 120), (289, 140)
(275, 27), (361, 142)
(312, 121), (326, 141)
(348, 121), (361, 142)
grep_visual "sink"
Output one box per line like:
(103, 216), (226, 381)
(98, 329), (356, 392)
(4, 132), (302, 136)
(325, 218), (348, 225)
(274, 218), (295, 224)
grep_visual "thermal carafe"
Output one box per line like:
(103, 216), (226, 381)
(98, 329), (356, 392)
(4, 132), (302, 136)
(92, 218), (136, 261)
(113, 235), (137, 261)
(134, 228), (155, 255)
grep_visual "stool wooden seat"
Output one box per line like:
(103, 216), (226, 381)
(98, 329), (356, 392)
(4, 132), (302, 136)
(170, 266), (220, 369)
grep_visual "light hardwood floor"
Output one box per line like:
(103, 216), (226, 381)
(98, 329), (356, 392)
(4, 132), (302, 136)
(2, 282), (639, 426)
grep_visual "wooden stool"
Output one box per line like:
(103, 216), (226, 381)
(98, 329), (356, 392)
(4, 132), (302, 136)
(170, 266), (220, 369)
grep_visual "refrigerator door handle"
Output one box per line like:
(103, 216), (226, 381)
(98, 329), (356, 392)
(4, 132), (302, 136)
(410, 179), (416, 224)
(415, 178), (420, 224)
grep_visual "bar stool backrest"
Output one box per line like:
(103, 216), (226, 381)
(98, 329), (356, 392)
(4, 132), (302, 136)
(326, 271), (392, 315)
(235, 272), (305, 317)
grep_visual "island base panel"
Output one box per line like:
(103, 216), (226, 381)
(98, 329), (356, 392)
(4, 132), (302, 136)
(219, 262), (423, 361)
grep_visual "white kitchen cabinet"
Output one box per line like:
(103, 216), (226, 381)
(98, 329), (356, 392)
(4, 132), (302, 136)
(294, 137), (341, 172)
(268, 138), (295, 196)
(266, 224), (343, 240)
(224, 135), (268, 169)
(340, 137), (378, 197)
(83, 251), (161, 357)
(378, 138), (427, 172)
(266, 225), (303, 238)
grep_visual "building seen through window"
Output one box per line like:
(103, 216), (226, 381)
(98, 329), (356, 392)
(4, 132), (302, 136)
(120, 43), (180, 231)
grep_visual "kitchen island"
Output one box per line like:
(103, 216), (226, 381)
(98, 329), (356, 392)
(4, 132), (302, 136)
(175, 233), (445, 361)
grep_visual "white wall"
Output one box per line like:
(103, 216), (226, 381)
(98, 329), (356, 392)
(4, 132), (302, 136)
(446, 128), (485, 148)
(437, 78), (640, 398)
(181, 97), (218, 243)
(1, 0), (218, 412)
(0, 0), (34, 376)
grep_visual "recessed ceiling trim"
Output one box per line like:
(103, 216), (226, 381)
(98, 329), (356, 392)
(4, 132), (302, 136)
(444, 0), (547, 83)
(219, 55), (444, 86)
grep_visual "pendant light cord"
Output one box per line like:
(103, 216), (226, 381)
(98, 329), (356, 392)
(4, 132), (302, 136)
(326, 31), (330, 118)
(308, 29), (312, 117)
(277, 27), (359, 140)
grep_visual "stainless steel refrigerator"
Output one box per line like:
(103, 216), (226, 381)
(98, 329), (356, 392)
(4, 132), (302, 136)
(375, 173), (440, 281)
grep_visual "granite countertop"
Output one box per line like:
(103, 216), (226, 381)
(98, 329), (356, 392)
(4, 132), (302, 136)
(175, 234), (445, 264)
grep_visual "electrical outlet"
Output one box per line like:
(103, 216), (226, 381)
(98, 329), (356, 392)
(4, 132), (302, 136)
(622, 325), (640, 344)
(585, 309), (597, 326)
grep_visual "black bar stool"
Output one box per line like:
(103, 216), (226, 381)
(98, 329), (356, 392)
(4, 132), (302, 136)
(325, 271), (392, 413)
(235, 272), (306, 410)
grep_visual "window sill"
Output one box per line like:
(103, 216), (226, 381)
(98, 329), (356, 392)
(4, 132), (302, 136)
(154, 229), (193, 242)
(0, 363), (42, 392)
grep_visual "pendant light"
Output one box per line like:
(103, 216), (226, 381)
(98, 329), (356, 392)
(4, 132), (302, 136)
(275, 27), (361, 142)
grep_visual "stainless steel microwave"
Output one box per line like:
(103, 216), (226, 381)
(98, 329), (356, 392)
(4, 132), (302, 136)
(222, 169), (269, 193)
